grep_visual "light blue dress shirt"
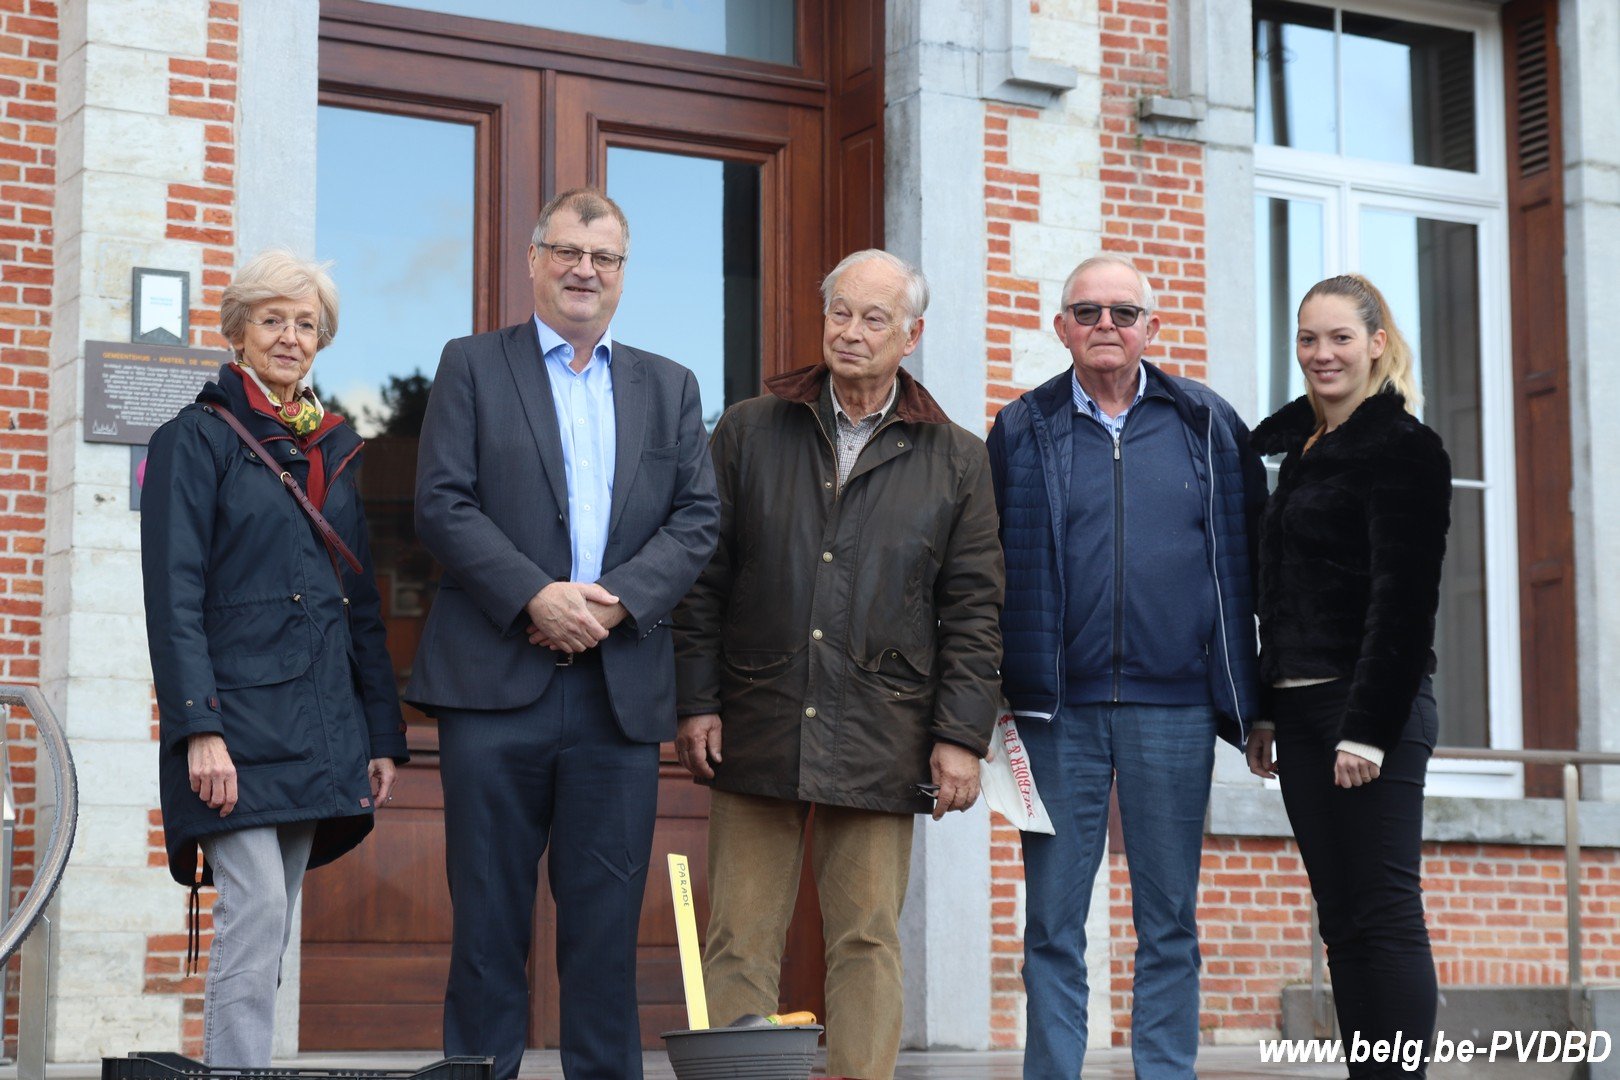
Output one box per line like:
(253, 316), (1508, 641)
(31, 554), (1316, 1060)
(1071, 363), (1147, 442)
(534, 316), (616, 584)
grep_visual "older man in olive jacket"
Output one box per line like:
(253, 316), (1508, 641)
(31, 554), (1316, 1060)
(673, 249), (1003, 1080)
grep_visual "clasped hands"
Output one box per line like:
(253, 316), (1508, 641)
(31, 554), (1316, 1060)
(525, 580), (628, 653)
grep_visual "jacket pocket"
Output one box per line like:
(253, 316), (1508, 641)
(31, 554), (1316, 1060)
(211, 635), (318, 769)
(855, 648), (935, 702)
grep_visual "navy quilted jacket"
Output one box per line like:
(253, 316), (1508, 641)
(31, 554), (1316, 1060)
(986, 363), (1265, 747)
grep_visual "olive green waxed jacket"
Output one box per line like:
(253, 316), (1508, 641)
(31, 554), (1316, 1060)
(674, 362), (1004, 814)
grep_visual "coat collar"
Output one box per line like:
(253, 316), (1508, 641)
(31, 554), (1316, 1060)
(764, 361), (952, 425)
(201, 362), (351, 446)
(1251, 390), (1410, 458)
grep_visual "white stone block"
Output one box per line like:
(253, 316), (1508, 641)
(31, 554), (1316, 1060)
(68, 548), (149, 617)
(54, 169), (85, 247)
(1057, 75), (1104, 123)
(1039, 174), (1103, 234)
(40, 610), (71, 688)
(51, 993), (182, 1059)
(85, 43), (173, 115)
(1012, 328), (1070, 388)
(89, 240), (206, 301)
(67, 612), (158, 685)
(1028, 20), (1094, 76)
(70, 802), (154, 869)
(56, 865), (178, 934)
(53, 928), (149, 997)
(56, 106), (85, 184)
(61, 676), (155, 741)
(58, 0), (89, 58)
(84, 107), (206, 183)
(1007, 115), (1099, 175)
(1010, 221), (1097, 283)
(85, 0), (209, 57)
(81, 172), (172, 240)
(67, 497), (145, 553)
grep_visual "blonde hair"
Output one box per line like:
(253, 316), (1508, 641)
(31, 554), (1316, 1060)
(1298, 273), (1421, 418)
(220, 249), (340, 353)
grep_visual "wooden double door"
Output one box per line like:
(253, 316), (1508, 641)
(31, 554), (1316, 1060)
(299, 0), (883, 1051)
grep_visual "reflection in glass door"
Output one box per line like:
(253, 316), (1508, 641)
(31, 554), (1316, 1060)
(606, 147), (762, 427)
(1357, 208), (1489, 748)
(301, 103), (477, 1050)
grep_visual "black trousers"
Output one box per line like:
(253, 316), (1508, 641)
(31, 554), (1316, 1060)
(438, 654), (660, 1080)
(1275, 678), (1439, 1079)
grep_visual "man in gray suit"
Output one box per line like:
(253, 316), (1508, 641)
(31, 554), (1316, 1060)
(406, 187), (720, 1080)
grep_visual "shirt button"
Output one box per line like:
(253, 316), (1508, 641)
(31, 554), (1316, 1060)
(821, 552), (833, 562)
(812, 629), (823, 641)
(896, 439), (906, 448)
(577, 417), (586, 425)
(583, 504), (592, 512)
(824, 481), (833, 489)
(804, 707), (817, 718)
(184, 699), (193, 707)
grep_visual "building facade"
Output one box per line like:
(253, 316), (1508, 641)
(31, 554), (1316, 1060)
(0, 0), (1617, 1059)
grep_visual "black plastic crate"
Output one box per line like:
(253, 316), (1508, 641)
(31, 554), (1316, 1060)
(102, 1053), (493, 1080)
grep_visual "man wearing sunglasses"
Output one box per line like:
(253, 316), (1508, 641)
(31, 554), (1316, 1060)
(986, 255), (1265, 1079)
(407, 187), (720, 1080)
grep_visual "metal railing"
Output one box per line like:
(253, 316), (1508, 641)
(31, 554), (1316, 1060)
(0, 685), (79, 1080)
(1307, 745), (1620, 1037)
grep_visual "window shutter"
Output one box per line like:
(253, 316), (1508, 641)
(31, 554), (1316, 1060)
(1503, 0), (1577, 793)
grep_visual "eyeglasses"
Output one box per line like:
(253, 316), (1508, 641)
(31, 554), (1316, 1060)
(538, 242), (626, 273)
(1066, 302), (1146, 328)
(248, 315), (324, 340)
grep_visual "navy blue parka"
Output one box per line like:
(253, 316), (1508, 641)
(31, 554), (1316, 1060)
(142, 363), (408, 886)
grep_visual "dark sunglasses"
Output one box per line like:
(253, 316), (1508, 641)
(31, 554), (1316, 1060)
(1066, 302), (1145, 327)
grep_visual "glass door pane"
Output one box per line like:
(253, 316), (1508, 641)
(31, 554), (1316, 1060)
(315, 103), (475, 693)
(1357, 207), (1487, 747)
(1255, 193), (1326, 416)
(606, 146), (762, 427)
(379, 0), (798, 65)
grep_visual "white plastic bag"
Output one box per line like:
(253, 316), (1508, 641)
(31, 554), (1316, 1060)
(980, 704), (1054, 834)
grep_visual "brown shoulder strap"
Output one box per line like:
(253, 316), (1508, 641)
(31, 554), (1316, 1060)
(203, 404), (366, 576)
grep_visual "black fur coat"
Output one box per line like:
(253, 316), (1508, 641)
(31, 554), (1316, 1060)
(1251, 391), (1451, 750)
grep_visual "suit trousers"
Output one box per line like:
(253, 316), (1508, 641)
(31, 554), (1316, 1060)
(199, 821), (317, 1067)
(1275, 678), (1438, 1079)
(438, 655), (660, 1080)
(702, 789), (915, 1080)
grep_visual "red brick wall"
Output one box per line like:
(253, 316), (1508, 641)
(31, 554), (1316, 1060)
(0, 0), (55, 1057)
(141, 0), (240, 1054)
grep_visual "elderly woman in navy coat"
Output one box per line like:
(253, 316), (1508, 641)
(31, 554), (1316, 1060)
(141, 250), (407, 1067)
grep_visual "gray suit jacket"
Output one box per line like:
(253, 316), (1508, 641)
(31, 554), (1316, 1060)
(404, 321), (720, 742)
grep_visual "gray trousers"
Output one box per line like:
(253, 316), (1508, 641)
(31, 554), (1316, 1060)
(198, 822), (317, 1067)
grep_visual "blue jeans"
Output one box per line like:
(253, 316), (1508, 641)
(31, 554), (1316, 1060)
(1019, 702), (1217, 1080)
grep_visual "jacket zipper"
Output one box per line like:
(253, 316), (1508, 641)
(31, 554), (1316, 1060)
(1206, 411), (1245, 735)
(1111, 426), (1125, 702)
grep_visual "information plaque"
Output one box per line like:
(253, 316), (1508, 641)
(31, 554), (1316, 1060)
(83, 340), (228, 446)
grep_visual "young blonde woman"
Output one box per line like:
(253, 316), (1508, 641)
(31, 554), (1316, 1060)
(1245, 274), (1451, 1078)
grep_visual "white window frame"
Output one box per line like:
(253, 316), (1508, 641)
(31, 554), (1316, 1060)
(1253, 0), (1520, 799)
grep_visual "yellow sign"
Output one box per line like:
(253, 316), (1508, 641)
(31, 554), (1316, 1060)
(667, 853), (709, 1030)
